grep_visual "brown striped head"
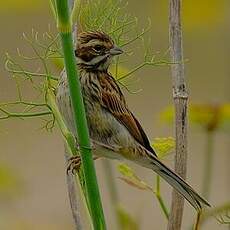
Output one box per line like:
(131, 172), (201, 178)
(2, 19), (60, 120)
(75, 31), (123, 70)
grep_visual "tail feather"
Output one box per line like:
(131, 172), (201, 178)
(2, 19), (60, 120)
(148, 154), (211, 210)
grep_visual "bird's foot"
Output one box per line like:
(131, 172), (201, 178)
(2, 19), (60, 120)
(67, 155), (100, 175)
(67, 155), (82, 175)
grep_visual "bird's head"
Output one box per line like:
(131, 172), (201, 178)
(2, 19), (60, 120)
(75, 31), (123, 71)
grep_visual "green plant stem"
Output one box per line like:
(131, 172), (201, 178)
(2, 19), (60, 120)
(155, 175), (169, 220)
(46, 89), (93, 228)
(49, 0), (57, 20)
(46, 89), (76, 153)
(117, 61), (170, 82)
(71, 0), (82, 25)
(55, 1), (106, 229)
(0, 110), (51, 120)
(201, 130), (214, 200)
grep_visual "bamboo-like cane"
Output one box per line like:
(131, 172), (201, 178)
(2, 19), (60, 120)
(167, 0), (189, 229)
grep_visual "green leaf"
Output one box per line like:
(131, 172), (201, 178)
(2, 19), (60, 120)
(118, 163), (135, 178)
(117, 136), (175, 191)
(118, 163), (151, 191)
(152, 137), (175, 159)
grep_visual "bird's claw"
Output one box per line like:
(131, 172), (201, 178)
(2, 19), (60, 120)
(66, 154), (100, 175)
(67, 155), (81, 175)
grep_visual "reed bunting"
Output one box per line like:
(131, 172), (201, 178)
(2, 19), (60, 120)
(56, 31), (210, 210)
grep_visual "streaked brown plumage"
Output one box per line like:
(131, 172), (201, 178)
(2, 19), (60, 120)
(56, 31), (210, 210)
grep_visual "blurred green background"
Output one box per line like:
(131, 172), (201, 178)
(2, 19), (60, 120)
(0, 0), (229, 229)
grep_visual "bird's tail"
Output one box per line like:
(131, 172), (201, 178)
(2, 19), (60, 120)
(146, 153), (211, 210)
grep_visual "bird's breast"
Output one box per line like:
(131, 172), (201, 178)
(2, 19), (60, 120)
(56, 69), (136, 151)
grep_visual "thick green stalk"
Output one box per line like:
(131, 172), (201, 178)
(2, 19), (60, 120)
(55, 1), (106, 229)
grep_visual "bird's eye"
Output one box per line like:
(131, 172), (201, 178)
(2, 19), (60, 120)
(93, 45), (103, 52)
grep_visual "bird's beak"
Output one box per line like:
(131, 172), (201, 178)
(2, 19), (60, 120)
(110, 46), (123, 56)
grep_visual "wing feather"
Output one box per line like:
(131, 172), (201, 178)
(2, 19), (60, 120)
(99, 74), (156, 156)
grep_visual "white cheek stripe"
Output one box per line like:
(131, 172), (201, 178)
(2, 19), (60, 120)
(77, 54), (110, 66)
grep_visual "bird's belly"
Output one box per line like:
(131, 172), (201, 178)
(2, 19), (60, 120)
(86, 103), (135, 150)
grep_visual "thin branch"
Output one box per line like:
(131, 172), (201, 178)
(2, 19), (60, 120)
(110, 19), (137, 34)
(117, 60), (171, 82)
(0, 101), (47, 107)
(5, 57), (58, 81)
(120, 22), (151, 47)
(64, 145), (82, 230)
(167, 1), (188, 230)
(22, 33), (51, 85)
(0, 108), (52, 120)
(155, 175), (169, 220)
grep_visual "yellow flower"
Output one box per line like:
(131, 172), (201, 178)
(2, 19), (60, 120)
(161, 103), (230, 132)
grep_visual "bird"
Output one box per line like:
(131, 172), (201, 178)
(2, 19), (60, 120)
(56, 31), (210, 211)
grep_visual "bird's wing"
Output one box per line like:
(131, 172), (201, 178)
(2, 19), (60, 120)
(99, 74), (156, 156)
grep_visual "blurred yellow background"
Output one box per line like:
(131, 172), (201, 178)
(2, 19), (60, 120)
(0, 0), (229, 229)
